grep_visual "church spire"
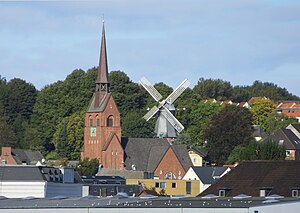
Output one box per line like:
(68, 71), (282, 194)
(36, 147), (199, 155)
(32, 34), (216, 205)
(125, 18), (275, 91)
(96, 20), (109, 93)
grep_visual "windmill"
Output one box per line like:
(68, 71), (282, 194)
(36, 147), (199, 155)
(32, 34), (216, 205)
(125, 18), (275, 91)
(139, 77), (190, 138)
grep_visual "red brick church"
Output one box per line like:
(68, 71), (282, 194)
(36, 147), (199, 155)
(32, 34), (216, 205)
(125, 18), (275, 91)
(81, 22), (124, 170)
(81, 22), (192, 178)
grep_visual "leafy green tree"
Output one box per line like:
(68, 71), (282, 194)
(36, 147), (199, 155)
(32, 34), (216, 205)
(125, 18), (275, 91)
(0, 117), (17, 147)
(226, 141), (285, 164)
(250, 98), (275, 130)
(264, 112), (297, 134)
(76, 158), (99, 176)
(52, 112), (84, 160)
(204, 105), (253, 165)
(122, 111), (155, 138)
(185, 101), (222, 148)
(194, 78), (233, 100)
(249, 81), (299, 101)
(109, 71), (146, 115)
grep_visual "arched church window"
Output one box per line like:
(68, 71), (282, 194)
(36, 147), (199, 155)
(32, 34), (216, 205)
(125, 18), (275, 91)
(96, 115), (100, 126)
(89, 115), (93, 127)
(107, 115), (113, 127)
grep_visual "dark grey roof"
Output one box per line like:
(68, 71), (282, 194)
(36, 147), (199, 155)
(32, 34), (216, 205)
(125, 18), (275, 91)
(87, 93), (111, 112)
(11, 149), (44, 165)
(122, 138), (192, 173)
(253, 125), (268, 138)
(172, 145), (193, 172)
(0, 166), (82, 183)
(290, 123), (300, 134)
(122, 138), (169, 172)
(188, 147), (207, 157)
(200, 161), (300, 197)
(266, 128), (300, 150)
(191, 166), (230, 184)
(0, 166), (45, 181)
(97, 168), (146, 179)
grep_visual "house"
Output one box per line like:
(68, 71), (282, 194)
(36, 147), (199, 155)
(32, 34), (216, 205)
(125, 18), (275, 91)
(183, 166), (231, 193)
(126, 178), (200, 197)
(264, 123), (300, 160)
(200, 160), (300, 197)
(236, 101), (250, 108)
(81, 175), (141, 197)
(188, 148), (207, 166)
(97, 168), (154, 179)
(220, 100), (233, 105)
(276, 101), (300, 122)
(248, 96), (268, 105)
(122, 138), (193, 179)
(0, 147), (44, 165)
(0, 165), (82, 198)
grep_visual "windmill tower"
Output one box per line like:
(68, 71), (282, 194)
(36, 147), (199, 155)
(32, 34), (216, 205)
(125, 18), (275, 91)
(139, 77), (190, 138)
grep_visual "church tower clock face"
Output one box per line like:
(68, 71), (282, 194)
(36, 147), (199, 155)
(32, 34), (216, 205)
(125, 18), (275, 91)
(90, 127), (96, 137)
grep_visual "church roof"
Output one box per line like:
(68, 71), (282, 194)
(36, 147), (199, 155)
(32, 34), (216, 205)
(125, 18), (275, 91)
(96, 21), (109, 84)
(87, 93), (111, 112)
(122, 138), (192, 172)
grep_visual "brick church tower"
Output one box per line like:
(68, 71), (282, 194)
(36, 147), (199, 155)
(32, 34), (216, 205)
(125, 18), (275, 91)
(81, 21), (124, 170)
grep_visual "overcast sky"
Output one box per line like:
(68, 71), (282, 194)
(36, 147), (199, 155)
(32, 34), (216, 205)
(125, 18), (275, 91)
(1, 0), (300, 97)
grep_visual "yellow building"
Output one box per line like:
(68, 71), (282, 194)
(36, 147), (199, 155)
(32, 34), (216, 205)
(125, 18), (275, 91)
(126, 179), (200, 197)
(188, 148), (206, 166)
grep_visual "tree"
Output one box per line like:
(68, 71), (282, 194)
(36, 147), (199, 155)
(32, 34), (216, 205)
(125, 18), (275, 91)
(122, 111), (155, 138)
(264, 112), (297, 134)
(204, 105), (253, 165)
(76, 158), (100, 176)
(185, 101), (222, 148)
(250, 98), (276, 130)
(0, 117), (17, 147)
(226, 140), (285, 164)
(194, 78), (233, 100)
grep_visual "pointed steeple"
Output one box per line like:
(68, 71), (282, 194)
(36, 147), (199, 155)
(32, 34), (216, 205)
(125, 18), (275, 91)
(96, 20), (109, 93)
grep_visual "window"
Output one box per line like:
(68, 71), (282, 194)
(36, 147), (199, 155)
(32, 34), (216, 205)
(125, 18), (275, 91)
(89, 116), (93, 127)
(219, 190), (226, 197)
(165, 172), (175, 180)
(96, 118), (100, 126)
(160, 182), (166, 188)
(155, 182), (166, 188)
(107, 116), (113, 127)
(172, 182), (177, 188)
(186, 182), (191, 194)
(292, 190), (299, 197)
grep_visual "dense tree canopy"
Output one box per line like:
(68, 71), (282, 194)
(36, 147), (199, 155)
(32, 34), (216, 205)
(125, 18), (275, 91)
(0, 70), (299, 163)
(204, 105), (254, 165)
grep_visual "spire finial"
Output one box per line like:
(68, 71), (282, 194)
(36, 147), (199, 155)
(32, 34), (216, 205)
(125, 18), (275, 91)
(102, 14), (105, 23)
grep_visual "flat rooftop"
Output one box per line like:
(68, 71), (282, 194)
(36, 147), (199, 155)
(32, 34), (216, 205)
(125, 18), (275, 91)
(0, 196), (299, 209)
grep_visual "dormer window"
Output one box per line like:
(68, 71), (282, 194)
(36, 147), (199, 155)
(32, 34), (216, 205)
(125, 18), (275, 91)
(259, 187), (273, 197)
(292, 190), (299, 197)
(218, 188), (231, 197)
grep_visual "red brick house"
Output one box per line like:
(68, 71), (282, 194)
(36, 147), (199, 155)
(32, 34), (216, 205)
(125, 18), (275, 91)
(81, 22), (123, 170)
(122, 138), (192, 179)
(0, 147), (44, 165)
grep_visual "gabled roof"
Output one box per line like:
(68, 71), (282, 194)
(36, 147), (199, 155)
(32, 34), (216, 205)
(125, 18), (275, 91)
(191, 166), (230, 184)
(11, 149), (44, 165)
(266, 128), (300, 150)
(122, 138), (192, 172)
(200, 161), (300, 197)
(289, 123), (300, 134)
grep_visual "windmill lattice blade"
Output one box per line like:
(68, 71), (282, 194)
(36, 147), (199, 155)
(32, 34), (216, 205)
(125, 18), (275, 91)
(139, 77), (163, 102)
(161, 107), (184, 133)
(166, 79), (190, 104)
(143, 106), (159, 121)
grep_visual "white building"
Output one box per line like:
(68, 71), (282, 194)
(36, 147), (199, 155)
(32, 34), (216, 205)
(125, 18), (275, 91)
(0, 165), (82, 198)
